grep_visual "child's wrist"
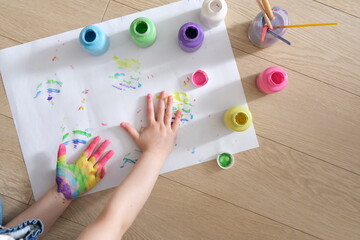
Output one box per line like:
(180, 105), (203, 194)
(141, 150), (167, 163)
(51, 185), (73, 204)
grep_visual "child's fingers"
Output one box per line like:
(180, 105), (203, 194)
(100, 167), (106, 179)
(146, 94), (155, 124)
(57, 144), (67, 163)
(120, 122), (140, 143)
(90, 140), (111, 163)
(165, 95), (173, 126)
(172, 110), (182, 132)
(84, 136), (101, 158)
(95, 150), (114, 170)
(156, 91), (166, 122)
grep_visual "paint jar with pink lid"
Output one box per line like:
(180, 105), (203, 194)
(191, 70), (208, 87)
(256, 66), (288, 94)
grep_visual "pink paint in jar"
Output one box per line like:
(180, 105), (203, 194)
(256, 66), (288, 94)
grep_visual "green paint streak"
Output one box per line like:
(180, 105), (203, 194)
(123, 80), (132, 85)
(47, 79), (63, 87)
(36, 82), (43, 90)
(181, 108), (191, 113)
(62, 133), (70, 141)
(219, 153), (232, 167)
(72, 130), (92, 138)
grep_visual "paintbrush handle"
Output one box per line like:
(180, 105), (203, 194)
(255, 0), (273, 29)
(262, 0), (274, 20)
(274, 23), (339, 28)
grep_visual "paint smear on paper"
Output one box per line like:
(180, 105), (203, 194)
(183, 76), (191, 87)
(52, 56), (59, 61)
(62, 128), (92, 149)
(101, 123), (108, 126)
(120, 150), (142, 168)
(78, 89), (89, 111)
(110, 57), (145, 91)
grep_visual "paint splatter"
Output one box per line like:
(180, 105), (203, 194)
(62, 128), (92, 149)
(101, 123), (108, 126)
(34, 76), (62, 106)
(191, 147), (196, 154)
(120, 150), (142, 168)
(136, 109), (142, 114)
(109, 57), (144, 91)
(52, 56), (59, 61)
(70, 65), (75, 70)
(183, 76), (191, 87)
(78, 89), (89, 111)
(170, 92), (196, 124)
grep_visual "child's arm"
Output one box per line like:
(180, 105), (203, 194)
(5, 137), (114, 237)
(5, 185), (72, 236)
(77, 91), (181, 240)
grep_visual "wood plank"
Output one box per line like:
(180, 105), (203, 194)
(0, 36), (19, 118)
(164, 136), (360, 240)
(235, 49), (360, 173)
(0, 0), (109, 43)
(114, 0), (360, 95)
(62, 177), (317, 240)
(314, 0), (360, 17)
(45, 217), (84, 240)
(0, 194), (28, 225)
(0, 115), (32, 203)
(102, 1), (138, 21)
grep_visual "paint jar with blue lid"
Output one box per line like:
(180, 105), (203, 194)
(79, 25), (109, 56)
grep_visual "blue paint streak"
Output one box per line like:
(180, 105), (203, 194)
(33, 90), (42, 99)
(72, 139), (87, 145)
(47, 88), (60, 93)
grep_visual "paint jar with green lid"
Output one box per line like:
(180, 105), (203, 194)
(217, 152), (234, 169)
(224, 106), (252, 132)
(130, 17), (157, 48)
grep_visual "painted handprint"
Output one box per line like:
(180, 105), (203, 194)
(56, 136), (114, 199)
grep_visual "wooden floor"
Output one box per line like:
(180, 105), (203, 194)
(0, 0), (359, 239)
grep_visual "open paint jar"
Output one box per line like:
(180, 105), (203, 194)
(191, 70), (208, 87)
(217, 152), (234, 169)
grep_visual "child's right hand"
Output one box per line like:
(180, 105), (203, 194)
(120, 91), (182, 160)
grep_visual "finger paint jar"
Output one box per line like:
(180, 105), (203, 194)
(130, 17), (157, 48)
(217, 152), (234, 169)
(178, 22), (204, 52)
(192, 70), (208, 87)
(224, 106), (252, 132)
(79, 25), (109, 56)
(257, 66), (288, 94)
(200, 0), (228, 28)
(248, 7), (290, 48)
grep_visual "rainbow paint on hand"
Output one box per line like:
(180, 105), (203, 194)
(56, 136), (114, 199)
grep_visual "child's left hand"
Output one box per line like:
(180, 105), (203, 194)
(56, 136), (114, 199)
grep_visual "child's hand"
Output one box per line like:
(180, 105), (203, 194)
(121, 91), (182, 159)
(56, 136), (114, 199)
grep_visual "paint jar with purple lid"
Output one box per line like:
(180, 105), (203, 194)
(178, 22), (204, 52)
(79, 25), (109, 56)
(248, 7), (290, 48)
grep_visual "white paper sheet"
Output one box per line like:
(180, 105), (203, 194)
(0, 0), (258, 200)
